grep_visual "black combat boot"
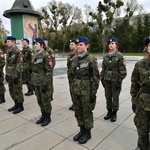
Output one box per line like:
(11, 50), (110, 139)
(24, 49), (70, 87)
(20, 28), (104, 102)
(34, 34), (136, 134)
(36, 112), (45, 124)
(111, 109), (118, 122)
(8, 101), (18, 111)
(69, 104), (74, 111)
(41, 113), (51, 126)
(78, 128), (91, 144)
(104, 109), (112, 120)
(13, 103), (24, 114)
(0, 94), (5, 104)
(25, 89), (34, 96)
(73, 126), (85, 141)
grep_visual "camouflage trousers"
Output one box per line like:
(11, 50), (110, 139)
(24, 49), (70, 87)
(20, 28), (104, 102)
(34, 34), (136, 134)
(7, 76), (24, 103)
(72, 93), (95, 129)
(24, 69), (33, 90)
(0, 74), (6, 95)
(134, 107), (150, 150)
(104, 80), (121, 110)
(34, 85), (52, 113)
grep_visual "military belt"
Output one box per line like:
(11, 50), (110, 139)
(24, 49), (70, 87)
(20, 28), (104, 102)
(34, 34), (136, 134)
(141, 86), (150, 94)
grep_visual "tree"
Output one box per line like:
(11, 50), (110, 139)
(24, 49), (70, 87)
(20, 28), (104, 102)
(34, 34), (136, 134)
(89, 0), (124, 53)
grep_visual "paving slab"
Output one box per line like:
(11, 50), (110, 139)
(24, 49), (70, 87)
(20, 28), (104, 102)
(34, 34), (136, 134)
(0, 58), (140, 150)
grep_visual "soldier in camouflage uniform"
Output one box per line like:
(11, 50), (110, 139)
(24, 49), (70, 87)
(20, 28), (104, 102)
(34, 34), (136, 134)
(21, 38), (34, 96)
(5, 36), (24, 114)
(67, 39), (78, 111)
(32, 38), (54, 126)
(0, 49), (6, 104)
(70, 36), (100, 144)
(43, 37), (55, 101)
(131, 36), (150, 150)
(100, 37), (127, 122)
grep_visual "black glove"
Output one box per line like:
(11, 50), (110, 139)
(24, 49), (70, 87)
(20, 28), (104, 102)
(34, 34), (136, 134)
(42, 85), (48, 93)
(115, 81), (121, 90)
(5, 75), (9, 82)
(101, 79), (105, 88)
(132, 103), (136, 113)
(90, 95), (97, 103)
(12, 77), (18, 84)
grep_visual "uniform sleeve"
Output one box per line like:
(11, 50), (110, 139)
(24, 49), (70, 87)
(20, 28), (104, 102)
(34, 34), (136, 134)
(118, 56), (127, 80)
(130, 63), (141, 103)
(29, 49), (34, 66)
(15, 51), (23, 78)
(91, 57), (100, 95)
(43, 54), (54, 85)
(100, 57), (106, 80)
(0, 51), (5, 68)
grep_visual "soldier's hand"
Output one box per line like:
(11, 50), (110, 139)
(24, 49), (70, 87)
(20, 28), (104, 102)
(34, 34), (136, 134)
(42, 85), (47, 93)
(101, 79), (105, 88)
(90, 95), (97, 103)
(5, 75), (9, 82)
(12, 77), (18, 84)
(115, 81), (121, 90)
(132, 103), (136, 113)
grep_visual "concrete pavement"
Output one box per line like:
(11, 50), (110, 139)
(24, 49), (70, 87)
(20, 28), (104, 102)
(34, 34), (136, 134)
(0, 57), (138, 150)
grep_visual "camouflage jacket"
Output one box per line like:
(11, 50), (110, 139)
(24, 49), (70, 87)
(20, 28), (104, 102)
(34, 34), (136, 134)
(70, 51), (100, 95)
(100, 50), (127, 82)
(22, 46), (34, 69)
(0, 49), (5, 74)
(45, 46), (55, 68)
(67, 49), (78, 74)
(31, 49), (54, 86)
(130, 57), (150, 110)
(6, 46), (23, 78)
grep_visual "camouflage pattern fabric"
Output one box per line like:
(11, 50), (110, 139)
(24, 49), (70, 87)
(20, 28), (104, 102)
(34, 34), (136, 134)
(32, 49), (54, 113)
(100, 51), (127, 81)
(70, 51), (100, 129)
(67, 49), (78, 101)
(130, 57), (150, 150)
(6, 46), (24, 103)
(134, 107), (149, 150)
(44, 46), (55, 100)
(22, 46), (34, 90)
(100, 50), (127, 110)
(0, 49), (6, 95)
(104, 80), (121, 110)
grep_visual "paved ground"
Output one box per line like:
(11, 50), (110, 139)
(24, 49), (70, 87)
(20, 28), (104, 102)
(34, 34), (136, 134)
(0, 57), (139, 150)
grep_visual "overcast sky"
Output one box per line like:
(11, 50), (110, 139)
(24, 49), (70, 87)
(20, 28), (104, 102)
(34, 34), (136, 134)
(0, 0), (149, 34)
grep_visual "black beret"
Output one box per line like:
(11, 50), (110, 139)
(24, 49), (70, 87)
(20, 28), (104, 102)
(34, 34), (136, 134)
(69, 39), (77, 44)
(33, 38), (44, 44)
(108, 37), (118, 44)
(144, 36), (150, 46)
(5, 36), (16, 41)
(22, 38), (29, 44)
(76, 36), (89, 44)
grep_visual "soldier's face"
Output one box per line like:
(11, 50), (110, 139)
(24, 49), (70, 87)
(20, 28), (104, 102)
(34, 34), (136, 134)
(6, 40), (15, 48)
(77, 42), (88, 53)
(34, 42), (42, 51)
(148, 43), (150, 54)
(69, 42), (77, 50)
(22, 40), (28, 47)
(109, 42), (117, 51)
